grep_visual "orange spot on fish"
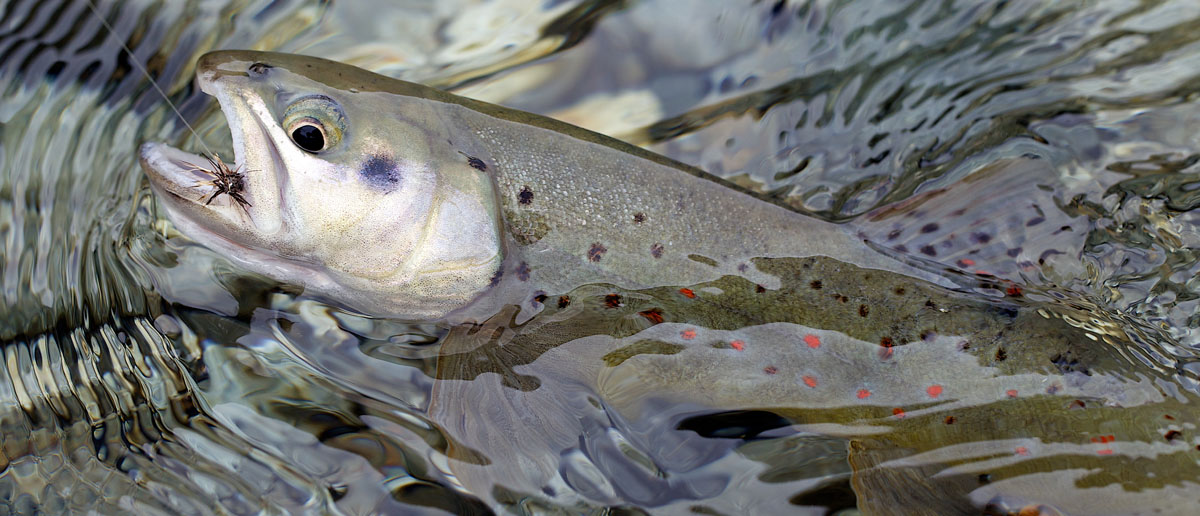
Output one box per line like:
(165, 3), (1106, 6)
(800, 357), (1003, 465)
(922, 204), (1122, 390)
(1015, 446), (1029, 456)
(958, 258), (976, 267)
(804, 334), (821, 348)
(803, 375), (818, 388)
(730, 340), (745, 351)
(1006, 389), (1018, 398)
(679, 288), (696, 298)
(857, 389), (872, 399)
(926, 384), (943, 399)
(892, 407), (906, 419)
(638, 308), (664, 324)
(878, 336), (894, 360)
(1006, 284), (1023, 297)
(763, 366), (778, 375)
(974, 270), (991, 276)
(680, 329), (696, 340)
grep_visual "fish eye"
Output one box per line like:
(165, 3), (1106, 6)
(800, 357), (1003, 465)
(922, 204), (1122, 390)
(288, 118), (327, 152)
(281, 95), (345, 154)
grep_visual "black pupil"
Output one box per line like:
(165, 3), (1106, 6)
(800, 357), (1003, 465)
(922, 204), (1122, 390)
(292, 124), (324, 152)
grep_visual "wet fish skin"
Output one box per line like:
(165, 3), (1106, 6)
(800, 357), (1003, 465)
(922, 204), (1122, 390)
(140, 50), (951, 323)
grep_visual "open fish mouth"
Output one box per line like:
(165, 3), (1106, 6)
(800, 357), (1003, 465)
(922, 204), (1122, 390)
(139, 143), (246, 207)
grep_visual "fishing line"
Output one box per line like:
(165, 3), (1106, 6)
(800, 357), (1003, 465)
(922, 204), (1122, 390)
(83, 0), (217, 157)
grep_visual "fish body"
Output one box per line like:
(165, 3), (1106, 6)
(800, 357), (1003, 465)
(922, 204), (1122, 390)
(140, 51), (949, 323)
(139, 52), (1200, 514)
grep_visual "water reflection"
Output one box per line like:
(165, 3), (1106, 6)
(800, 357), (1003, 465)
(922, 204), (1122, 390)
(3, 0), (1200, 514)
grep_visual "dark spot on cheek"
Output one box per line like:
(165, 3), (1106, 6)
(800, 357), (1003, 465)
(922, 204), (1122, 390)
(518, 186), (534, 205)
(361, 155), (400, 190)
(604, 294), (622, 308)
(650, 243), (664, 258)
(557, 296), (571, 309)
(633, 212), (645, 223)
(532, 292), (547, 305)
(515, 262), (530, 281)
(489, 269), (503, 287)
(587, 243), (607, 262)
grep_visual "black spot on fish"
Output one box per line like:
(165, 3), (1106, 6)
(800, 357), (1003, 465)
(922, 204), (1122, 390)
(489, 269), (503, 287)
(920, 223), (939, 234)
(515, 262), (530, 281)
(810, 280), (823, 290)
(1026, 216), (1045, 227)
(971, 232), (992, 244)
(1007, 247), (1023, 257)
(532, 292), (547, 305)
(994, 347), (1007, 361)
(633, 212), (645, 223)
(360, 155), (400, 190)
(858, 304), (869, 317)
(518, 186), (533, 205)
(557, 296), (571, 308)
(587, 243), (607, 262)
(894, 244), (908, 253)
(248, 62), (271, 76)
(1165, 430), (1182, 442)
(894, 287), (906, 295)
(756, 284), (766, 293)
(604, 294), (622, 308)
(650, 243), (664, 258)
(463, 154), (487, 171)
(919, 245), (937, 257)
(887, 229), (902, 240)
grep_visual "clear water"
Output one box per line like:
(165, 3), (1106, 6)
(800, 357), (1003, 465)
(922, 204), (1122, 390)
(4, 0), (1200, 514)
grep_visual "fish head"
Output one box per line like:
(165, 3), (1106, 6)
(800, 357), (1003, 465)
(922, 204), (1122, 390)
(140, 51), (504, 319)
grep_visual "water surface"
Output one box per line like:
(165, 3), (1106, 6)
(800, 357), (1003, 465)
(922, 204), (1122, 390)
(3, 0), (1200, 514)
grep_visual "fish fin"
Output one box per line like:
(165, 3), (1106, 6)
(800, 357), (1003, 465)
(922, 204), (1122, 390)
(854, 157), (1084, 283)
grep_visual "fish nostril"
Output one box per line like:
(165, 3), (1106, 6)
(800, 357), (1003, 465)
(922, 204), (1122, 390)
(248, 62), (271, 76)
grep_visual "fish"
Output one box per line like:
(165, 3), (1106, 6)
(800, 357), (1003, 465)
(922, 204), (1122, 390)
(140, 51), (1200, 514)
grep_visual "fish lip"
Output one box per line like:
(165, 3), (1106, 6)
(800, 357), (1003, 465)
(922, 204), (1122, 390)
(139, 64), (255, 219)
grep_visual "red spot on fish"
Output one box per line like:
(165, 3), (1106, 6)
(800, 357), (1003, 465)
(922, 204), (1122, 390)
(679, 288), (696, 298)
(763, 366), (778, 375)
(603, 293), (622, 308)
(878, 336), (894, 360)
(957, 258), (976, 268)
(892, 407), (906, 419)
(804, 334), (821, 348)
(730, 340), (745, 351)
(857, 389), (872, 399)
(1006, 389), (1018, 398)
(1164, 430), (1182, 441)
(1015, 446), (1029, 456)
(680, 329), (696, 340)
(1006, 284), (1023, 297)
(638, 308), (664, 324)
(926, 385), (943, 399)
(1096, 449), (1114, 455)
(803, 376), (818, 388)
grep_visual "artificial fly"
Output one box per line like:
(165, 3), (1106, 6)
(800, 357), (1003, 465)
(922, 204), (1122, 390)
(184, 153), (252, 211)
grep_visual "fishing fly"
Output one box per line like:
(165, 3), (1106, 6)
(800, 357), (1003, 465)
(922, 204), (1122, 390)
(183, 153), (252, 211)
